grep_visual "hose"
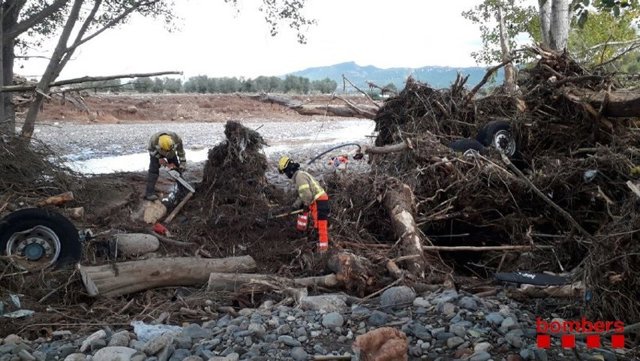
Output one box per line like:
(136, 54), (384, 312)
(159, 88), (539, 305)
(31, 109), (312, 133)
(307, 143), (362, 165)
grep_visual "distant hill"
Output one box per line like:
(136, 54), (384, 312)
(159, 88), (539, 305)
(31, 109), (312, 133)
(287, 61), (503, 92)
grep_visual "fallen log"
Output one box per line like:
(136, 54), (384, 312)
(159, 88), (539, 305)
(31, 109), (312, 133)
(206, 273), (339, 292)
(383, 178), (426, 277)
(36, 191), (74, 206)
(423, 245), (554, 252)
(506, 282), (584, 299)
(79, 256), (257, 297)
(248, 93), (377, 119)
(564, 88), (640, 117)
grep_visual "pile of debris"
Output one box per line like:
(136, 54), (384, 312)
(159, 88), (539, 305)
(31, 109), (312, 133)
(324, 47), (640, 324)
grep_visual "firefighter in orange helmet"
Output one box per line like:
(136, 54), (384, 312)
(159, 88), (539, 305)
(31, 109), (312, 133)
(278, 156), (330, 253)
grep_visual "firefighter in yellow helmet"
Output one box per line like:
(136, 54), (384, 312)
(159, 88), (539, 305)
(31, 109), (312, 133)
(278, 156), (330, 253)
(144, 131), (186, 201)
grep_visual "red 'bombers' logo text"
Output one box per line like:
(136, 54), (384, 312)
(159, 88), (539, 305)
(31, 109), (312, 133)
(536, 318), (625, 349)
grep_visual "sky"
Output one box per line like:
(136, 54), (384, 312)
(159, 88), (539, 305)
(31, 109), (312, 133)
(16, 0), (536, 81)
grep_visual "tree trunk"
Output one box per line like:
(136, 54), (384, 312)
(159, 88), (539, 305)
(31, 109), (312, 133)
(206, 273), (339, 292)
(0, 1), (18, 134)
(564, 88), (640, 117)
(21, 0), (83, 139)
(497, 5), (517, 92)
(538, 0), (552, 46)
(382, 178), (426, 277)
(549, 0), (570, 51)
(79, 255), (257, 297)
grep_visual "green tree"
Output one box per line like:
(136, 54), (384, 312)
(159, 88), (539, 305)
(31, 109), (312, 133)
(163, 77), (182, 93)
(462, 0), (537, 90)
(133, 77), (154, 93)
(311, 78), (337, 93)
(152, 77), (164, 93)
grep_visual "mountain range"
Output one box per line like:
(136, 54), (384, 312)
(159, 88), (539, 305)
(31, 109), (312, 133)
(287, 61), (503, 92)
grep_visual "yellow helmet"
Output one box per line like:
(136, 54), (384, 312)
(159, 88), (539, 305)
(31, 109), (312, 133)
(278, 156), (291, 173)
(158, 135), (174, 151)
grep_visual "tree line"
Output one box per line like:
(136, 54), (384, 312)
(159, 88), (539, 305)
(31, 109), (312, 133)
(78, 75), (338, 95)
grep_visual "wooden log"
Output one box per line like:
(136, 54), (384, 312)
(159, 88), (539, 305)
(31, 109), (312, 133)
(563, 88), (640, 117)
(423, 245), (554, 252)
(247, 93), (377, 119)
(79, 256), (257, 297)
(36, 191), (74, 206)
(206, 273), (339, 292)
(383, 178), (426, 277)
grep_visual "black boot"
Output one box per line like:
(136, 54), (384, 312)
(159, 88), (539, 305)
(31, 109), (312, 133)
(144, 173), (159, 201)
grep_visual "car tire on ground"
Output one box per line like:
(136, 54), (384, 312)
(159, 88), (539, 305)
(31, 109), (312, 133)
(476, 120), (517, 157)
(0, 208), (81, 270)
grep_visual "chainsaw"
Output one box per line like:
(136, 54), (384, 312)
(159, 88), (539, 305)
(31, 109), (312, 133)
(167, 169), (195, 193)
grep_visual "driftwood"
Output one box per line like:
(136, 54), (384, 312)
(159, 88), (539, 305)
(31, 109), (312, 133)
(1, 71), (182, 93)
(79, 255), (256, 297)
(563, 88), (640, 117)
(383, 179), (426, 277)
(248, 93), (377, 119)
(36, 191), (74, 206)
(206, 272), (339, 292)
(423, 245), (554, 252)
(507, 282), (584, 299)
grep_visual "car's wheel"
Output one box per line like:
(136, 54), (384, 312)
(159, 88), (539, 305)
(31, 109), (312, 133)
(476, 120), (517, 157)
(0, 208), (81, 271)
(449, 138), (485, 155)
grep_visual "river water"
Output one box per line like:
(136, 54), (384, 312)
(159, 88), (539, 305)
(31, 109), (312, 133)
(32, 119), (377, 174)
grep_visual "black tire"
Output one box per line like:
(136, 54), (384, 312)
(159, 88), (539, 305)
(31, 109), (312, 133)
(449, 138), (485, 153)
(0, 208), (81, 270)
(476, 120), (516, 157)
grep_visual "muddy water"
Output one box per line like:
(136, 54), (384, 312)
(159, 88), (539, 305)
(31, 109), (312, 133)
(33, 119), (377, 174)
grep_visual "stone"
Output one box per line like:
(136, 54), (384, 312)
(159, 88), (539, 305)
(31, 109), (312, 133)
(108, 331), (130, 347)
(278, 336), (302, 347)
(299, 295), (348, 313)
(80, 330), (107, 352)
(474, 342), (492, 353)
(506, 354), (523, 361)
(113, 233), (160, 256)
(367, 311), (389, 327)
(438, 302), (456, 316)
(469, 351), (492, 361)
(144, 335), (173, 355)
(380, 286), (416, 310)
(458, 296), (478, 311)
(17, 350), (35, 361)
(182, 357), (204, 361)
(485, 312), (504, 326)
(321, 312), (344, 329)
(431, 289), (459, 304)
(3, 335), (22, 345)
(92, 346), (137, 361)
(290, 347), (308, 361)
(181, 324), (211, 340)
(446, 337), (464, 349)
(62, 354), (86, 361)
(519, 348), (535, 360)
(505, 329), (524, 348)
(449, 323), (466, 337)
(501, 317), (518, 330)
(247, 323), (266, 339)
(413, 297), (430, 308)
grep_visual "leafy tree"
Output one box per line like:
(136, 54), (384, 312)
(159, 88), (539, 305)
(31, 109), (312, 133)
(163, 77), (182, 93)
(462, 0), (537, 90)
(311, 77), (337, 93)
(569, 8), (639, 65)
(152, 77), (164, 93)
(133, 77), (154, 93)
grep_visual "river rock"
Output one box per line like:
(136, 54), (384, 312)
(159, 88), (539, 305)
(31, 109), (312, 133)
(299, 295), (348, 312)
(63, 354), (87, 361)
(380, 286), (416, 310)
(92, 346), (137, 361)
(113, 233), (160, 256)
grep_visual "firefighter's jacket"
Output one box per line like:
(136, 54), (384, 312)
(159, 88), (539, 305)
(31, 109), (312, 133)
(292, 170), (326, 209)
(148, 131), (186, 164)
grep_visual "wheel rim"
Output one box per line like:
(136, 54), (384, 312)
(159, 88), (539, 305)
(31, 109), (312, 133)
(5, 225), (61, 270)
(492, 130), (516, 157)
